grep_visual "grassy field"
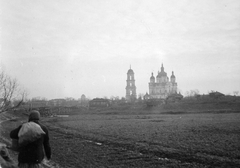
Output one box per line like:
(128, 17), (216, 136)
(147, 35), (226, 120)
(1, 104), (240, 167)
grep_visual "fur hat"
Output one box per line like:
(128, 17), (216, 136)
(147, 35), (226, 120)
(29, 110), (40, 121)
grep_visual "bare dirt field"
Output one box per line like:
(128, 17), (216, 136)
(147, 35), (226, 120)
(1, 106), (240, 168)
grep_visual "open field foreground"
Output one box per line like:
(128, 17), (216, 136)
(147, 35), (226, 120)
(1, 109), (240, 168)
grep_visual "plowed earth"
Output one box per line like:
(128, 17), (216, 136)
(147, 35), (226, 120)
(1, 110), (240, 168)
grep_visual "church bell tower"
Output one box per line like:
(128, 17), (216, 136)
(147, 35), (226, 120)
(126, 66), (136, 102)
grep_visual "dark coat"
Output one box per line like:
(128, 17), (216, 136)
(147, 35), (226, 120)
(10, 121), (51, 164)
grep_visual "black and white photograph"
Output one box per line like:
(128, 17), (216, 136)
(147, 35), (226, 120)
(0, 0), (240, 167)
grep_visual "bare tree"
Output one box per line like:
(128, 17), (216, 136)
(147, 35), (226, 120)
(233, 91), (239, 96)
(0, 70), (27, 113)
(138, 93), (145, 102)
(65, 97), (75, 101)
(185, 89), (199, 97)
(185, 91), (190, 97)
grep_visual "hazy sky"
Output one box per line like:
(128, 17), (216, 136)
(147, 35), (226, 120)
(1, 0), (240, 99)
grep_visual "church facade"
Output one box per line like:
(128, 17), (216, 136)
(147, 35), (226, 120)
(148, 64), (177, 99)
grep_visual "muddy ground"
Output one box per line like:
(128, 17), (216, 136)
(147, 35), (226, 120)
(1, 109), (240, 168)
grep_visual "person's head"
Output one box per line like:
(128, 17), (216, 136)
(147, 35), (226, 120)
(28, 110), (40, 122)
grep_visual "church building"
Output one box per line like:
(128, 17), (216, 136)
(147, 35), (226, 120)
(149, 64), (177, 99)
(125, 66), (137, 101)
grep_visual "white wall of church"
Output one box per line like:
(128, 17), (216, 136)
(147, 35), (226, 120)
(148, 65), (177, 99)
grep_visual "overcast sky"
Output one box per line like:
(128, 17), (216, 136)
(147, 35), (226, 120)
(1, 0), (240, 99)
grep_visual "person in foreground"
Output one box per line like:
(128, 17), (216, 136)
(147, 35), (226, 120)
(10, 110), (51, 168)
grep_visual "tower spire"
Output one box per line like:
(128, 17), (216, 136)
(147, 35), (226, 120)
(161, 63), (164, 72)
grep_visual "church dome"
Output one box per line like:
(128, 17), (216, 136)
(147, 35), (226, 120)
(150, 73), (155, 80)
(171, 71), (175, 78)
(158, 63), (167, 77)
(127, 69), (134, 74)
(159, 71), (167, 76)
(127, 65), (134, 74)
